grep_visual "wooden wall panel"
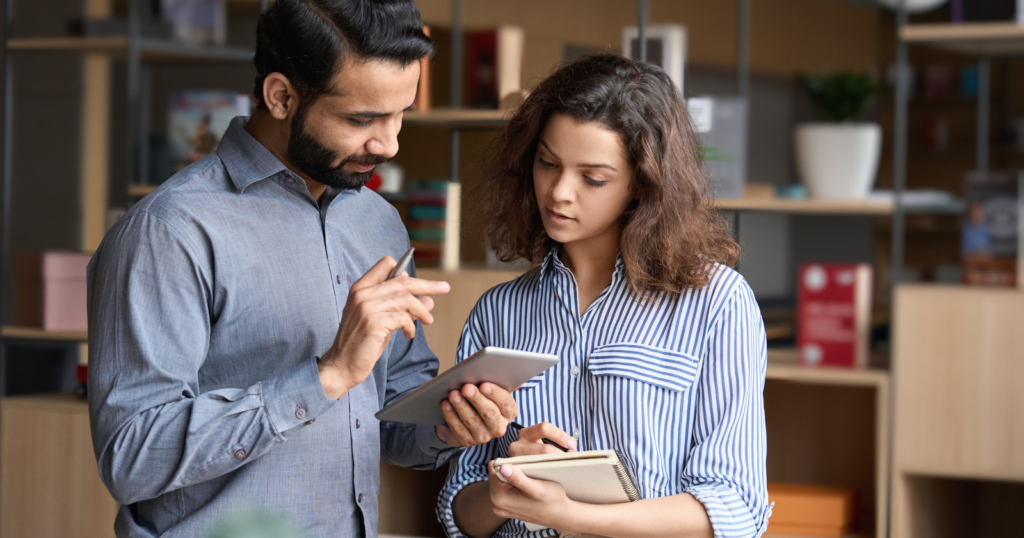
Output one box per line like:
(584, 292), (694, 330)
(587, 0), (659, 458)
(415, 0), (881, 83)
(417, 267), (522, 372)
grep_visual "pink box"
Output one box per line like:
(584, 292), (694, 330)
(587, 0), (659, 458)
(14, 251), (92, 331)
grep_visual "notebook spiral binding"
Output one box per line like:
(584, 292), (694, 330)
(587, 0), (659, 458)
(612, 453), (642, 502)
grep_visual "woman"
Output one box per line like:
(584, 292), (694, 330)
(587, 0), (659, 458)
(436, 55), (770, 538)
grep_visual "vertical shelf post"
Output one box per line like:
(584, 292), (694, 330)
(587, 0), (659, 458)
(890, 2), (909, 291)
(449, 0), (462, 183)
(81, 0), (114, 251)
(976, 56), (990, 173)
(637, 0), (649, 61)
(737, 0), (751, 100)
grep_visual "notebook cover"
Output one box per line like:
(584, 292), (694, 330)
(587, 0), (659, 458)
(492, 449), (640, 504)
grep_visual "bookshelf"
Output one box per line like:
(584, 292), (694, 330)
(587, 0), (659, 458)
(0, 326), (88, 342)
(900, 22), (1024, 55)
(7, 37), (254, 62)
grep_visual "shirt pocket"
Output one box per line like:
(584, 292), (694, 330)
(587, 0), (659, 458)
(588, 342), (701, 393)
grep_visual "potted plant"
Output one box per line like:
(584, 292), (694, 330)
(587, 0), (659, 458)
(795, 73), (884, 199)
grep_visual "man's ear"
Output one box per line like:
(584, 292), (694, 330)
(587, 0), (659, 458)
(262, 72), (300, 121)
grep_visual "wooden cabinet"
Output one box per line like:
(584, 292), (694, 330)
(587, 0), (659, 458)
(891, 285), (1024, 538)
(0, 394), (118, 538)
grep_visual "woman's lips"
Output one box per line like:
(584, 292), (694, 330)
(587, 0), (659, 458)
(547, 209), (575, 224)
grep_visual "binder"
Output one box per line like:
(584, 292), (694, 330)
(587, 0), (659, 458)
(492, 449), (641, 531)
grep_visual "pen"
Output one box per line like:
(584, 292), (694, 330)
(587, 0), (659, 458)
(508, 421), (570, 452)
(388, 247), (415, 280)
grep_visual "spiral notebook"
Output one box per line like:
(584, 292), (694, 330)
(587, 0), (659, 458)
(492, 449), (641, 531)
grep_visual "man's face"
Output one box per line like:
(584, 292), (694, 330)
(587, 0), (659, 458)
(288, 57), (420, 189)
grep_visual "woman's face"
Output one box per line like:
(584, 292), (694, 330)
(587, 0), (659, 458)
(533, 113), (635, 249)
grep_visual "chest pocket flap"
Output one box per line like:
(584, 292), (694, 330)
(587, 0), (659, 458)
(588, 343), (701, 393)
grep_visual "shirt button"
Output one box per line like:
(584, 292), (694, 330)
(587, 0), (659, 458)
(234, 449), (246, 460)
(571, 366), (580, 375)
(356, 419), (361, 429)
(572, 428), (580, 438)
(305, 419), (315, 425)
(295, 408), (306, 419)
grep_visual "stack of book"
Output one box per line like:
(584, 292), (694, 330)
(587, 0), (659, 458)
(407, 180), (461, 270)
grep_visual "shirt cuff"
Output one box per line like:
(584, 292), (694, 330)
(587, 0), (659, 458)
(415, 423), (462, 463)
(686, 482), (771, 538)
(261, 356), (336, 435)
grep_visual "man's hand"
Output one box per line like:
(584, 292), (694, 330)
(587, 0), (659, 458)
(436, 382), (518, 447)
(508, 422), (576, 456)
(318, 256), (450, 399)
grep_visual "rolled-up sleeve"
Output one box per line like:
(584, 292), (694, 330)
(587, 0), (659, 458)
(682, 281), (772, 538)
(87, 211), (335, 505)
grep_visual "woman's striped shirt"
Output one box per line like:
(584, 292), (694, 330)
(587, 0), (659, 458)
(437, 249), (771, 538)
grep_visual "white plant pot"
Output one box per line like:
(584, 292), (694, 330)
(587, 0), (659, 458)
(795, 123), (882, 199)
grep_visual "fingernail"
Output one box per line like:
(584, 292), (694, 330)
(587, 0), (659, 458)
(500, 465), (513, 478)
(442, 402), (452, 412)
(463, 385), (476, 398)
(567, 438), (577, 450)
(481, 384), (492, 395)
(450, 393), (462, 404)
(438, 281), (450, 291)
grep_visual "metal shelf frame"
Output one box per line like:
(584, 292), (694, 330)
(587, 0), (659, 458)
(0, 0), (264, 395)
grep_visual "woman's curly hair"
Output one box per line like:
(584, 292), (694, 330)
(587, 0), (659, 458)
(470, 54), (739, 296)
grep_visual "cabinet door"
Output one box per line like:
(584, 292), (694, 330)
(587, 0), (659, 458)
(893, 285), (1024, 480)
(1, 395), (118, 538)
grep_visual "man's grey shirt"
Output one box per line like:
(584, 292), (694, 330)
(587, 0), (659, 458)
(87, 117), (458, 538)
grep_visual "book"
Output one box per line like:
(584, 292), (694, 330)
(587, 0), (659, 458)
(405, 180), (461, 269)
(167, 91), (253, 173)
(415, 26), (431, 112)
(796, 263), (873, 369)
(622, 24), (687, 93)
(766, 483), (855, 538)
(962, 171), (1020, 287)
(160, 0), (226, 46)
(492, 449), (640, 531)
(465, 26), (525, 109)
(686, 96), (748, 199)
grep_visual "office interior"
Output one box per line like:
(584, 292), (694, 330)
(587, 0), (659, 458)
(0, 0), (1022, 537)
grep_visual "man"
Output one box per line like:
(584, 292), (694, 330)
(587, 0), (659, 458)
(87, 1), (517, 537)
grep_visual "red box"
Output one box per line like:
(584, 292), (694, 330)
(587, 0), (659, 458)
(14, 251), (92, 331)
(796, 263), (873, 369)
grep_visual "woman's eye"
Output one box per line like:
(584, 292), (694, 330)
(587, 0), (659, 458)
(348, 118), (373, 127)
(585, 177), (607, 187)
(537, 158), (556, 168)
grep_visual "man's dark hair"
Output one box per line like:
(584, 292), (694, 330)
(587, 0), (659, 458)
(253, 0), (434, 108)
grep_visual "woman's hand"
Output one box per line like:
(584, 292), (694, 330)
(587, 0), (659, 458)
(508, 422), (577, 456)
(488, 462), (580, 530)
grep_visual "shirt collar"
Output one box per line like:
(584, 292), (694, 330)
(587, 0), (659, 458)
(217, 116), (289, 193)
(538, 246), (626, 282)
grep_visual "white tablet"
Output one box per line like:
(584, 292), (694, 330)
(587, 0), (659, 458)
(375, 347), (559, 426)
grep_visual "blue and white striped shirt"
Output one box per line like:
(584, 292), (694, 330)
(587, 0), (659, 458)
(438, 249), (771, 538)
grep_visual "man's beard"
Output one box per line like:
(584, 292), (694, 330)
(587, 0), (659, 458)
(287, 103), (386, 190)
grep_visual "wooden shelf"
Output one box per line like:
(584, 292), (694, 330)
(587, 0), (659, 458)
(901, 22), (1024, 56)
(403, 108), (509, 128)
(7, 37), (253, 62)
(127, 184), (156, 197)
(713, 197), (964, 215)
(1, 326), (88, 342)
(767, 349), (889, 388)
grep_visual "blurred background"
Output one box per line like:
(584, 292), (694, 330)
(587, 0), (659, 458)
(0, 0), (1022, 537)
